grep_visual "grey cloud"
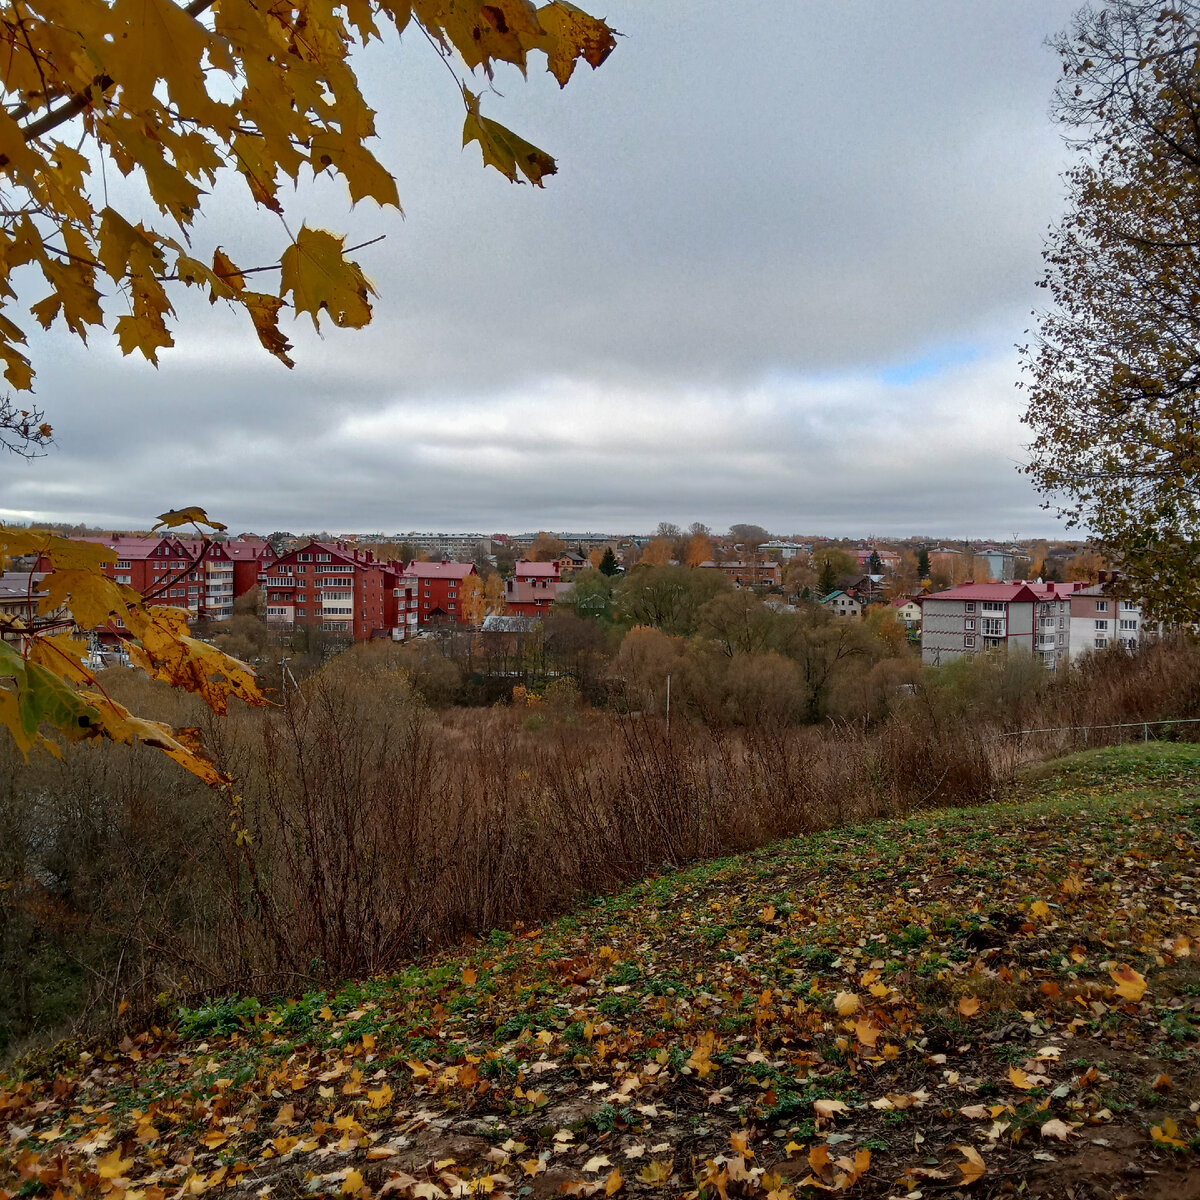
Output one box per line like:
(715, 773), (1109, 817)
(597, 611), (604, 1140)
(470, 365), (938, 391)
(2, 0), (1082, 537)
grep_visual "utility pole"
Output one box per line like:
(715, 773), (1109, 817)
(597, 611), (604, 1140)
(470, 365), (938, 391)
(665, 670), (671, 735)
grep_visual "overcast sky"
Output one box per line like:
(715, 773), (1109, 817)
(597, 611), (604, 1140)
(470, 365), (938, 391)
(1, 1), (1085, 539)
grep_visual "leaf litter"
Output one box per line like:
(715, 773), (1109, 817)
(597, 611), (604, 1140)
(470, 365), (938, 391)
(2, 742), (1199, 1199)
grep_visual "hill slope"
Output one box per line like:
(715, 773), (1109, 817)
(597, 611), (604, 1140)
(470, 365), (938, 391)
(3, 743), (1199, 1199)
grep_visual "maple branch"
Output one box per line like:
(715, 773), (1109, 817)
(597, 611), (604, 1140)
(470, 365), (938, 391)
(4, 0), (219, 159)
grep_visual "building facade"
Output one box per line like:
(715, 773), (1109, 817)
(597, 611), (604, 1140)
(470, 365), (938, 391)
(402, 560), (477, 625)
(262, 540), (416, 640)
(920, 581), (1086, 667)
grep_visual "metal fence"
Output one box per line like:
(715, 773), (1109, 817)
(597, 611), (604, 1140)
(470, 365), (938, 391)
(1001, 716), (1200, 746)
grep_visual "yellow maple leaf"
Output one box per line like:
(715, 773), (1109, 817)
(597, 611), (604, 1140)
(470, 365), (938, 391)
(280, 226), (375, 330)
(1150, 1116), (1187, 1148)
(954, 1144), (986, 1184)
(462, 88), (556, 186)
(833, 991), (860, 1016)
(97, 1148), (136, 1180)
(1109, 964), (1147, 1002)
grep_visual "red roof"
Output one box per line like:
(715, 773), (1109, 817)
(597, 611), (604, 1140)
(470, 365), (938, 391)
(221, 540), (273, 560)
(514, 560), (560, 577)
(921, 582), (1042, 603)
(75, 535), (191, 560)
(403, 561), (476, 580)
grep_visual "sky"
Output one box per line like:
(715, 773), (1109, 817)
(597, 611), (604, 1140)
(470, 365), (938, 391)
(0, 0), (1086, 540)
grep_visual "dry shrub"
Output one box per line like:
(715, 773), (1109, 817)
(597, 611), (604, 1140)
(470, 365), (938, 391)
(3, 635), (1200, 1053)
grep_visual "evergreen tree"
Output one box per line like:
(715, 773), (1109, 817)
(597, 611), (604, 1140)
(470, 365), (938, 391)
(818, 559), (838, 597)
(917, 547), (931, 579)
(868, 550), (883, 574)
(598, 547), (620, 576)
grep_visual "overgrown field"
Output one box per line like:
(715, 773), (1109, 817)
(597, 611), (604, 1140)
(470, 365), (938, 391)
(3, 743), (1198, 1198)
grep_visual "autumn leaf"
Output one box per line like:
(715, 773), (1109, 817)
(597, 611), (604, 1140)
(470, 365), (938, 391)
(954, 1144), (986, 1185)
(153, 507), (228, 532)
(1109, 964), (1147, 1002)
(462, 88), (557, 186)
(833, 991), (860, 1016)
(686, 1030), (715, 1077)
(812, 1098), (847, 1118)
(524, 1), (617, 87)
(1150, 1116), (1188, 1148)
(1008, 1066), (1034, 1091)
(603, 1168), (622, 1196)
(635, 1160), (671, 1186)
(280, 227), (375, 330)
(958, 995), (981, 1018)
(96, 1148), (135, 1180)
(1040, 1119), (1073, 1141)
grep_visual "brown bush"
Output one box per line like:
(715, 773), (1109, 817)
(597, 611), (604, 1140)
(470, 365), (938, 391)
(3, 635), (1200, 1055)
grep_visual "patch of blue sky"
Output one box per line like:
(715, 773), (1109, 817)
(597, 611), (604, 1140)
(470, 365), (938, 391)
(877, 342), (983, 386)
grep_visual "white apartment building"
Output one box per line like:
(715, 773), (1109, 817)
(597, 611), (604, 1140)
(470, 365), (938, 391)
(1067, 584), (1148, 658)
(920, 581), (1085, 667)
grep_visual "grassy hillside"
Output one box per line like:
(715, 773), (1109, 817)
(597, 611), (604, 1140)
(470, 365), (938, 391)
(3, 743), (1199, 1198)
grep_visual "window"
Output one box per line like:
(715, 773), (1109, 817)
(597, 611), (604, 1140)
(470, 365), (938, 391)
(297, 608), (306, 616)
(964, 618), (975, 631)
(964, 602), (975, 613)
(981, 617), (1004, 637)
(448, 602), (456, 610)
(964, 635), (976, 647)
(1120, 619), (1137, 631)
(296, 565), (307, 573)
(1094, 637), (1107, 648)
(299, 553), (312, 562)
(317, 553), (331, 562)
(1095, 600), (1108, 612)
(1121, 600), (1136, 611)
(1095, 619), (1108, 630)
(116, 559), (130, 569)
(981, 601), (1005, 612)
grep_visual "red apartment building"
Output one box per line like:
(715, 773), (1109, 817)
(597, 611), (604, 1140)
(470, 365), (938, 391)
(402, 560), (477, 625)
(58, 535), (205, 616)
(261, 540), (416, 640)
(221, 539), (277, 598)
(698, 560), (783, 588)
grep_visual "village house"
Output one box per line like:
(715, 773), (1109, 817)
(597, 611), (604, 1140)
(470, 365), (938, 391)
(890, 595), (922, 629)
(821, 590), (863, 619)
